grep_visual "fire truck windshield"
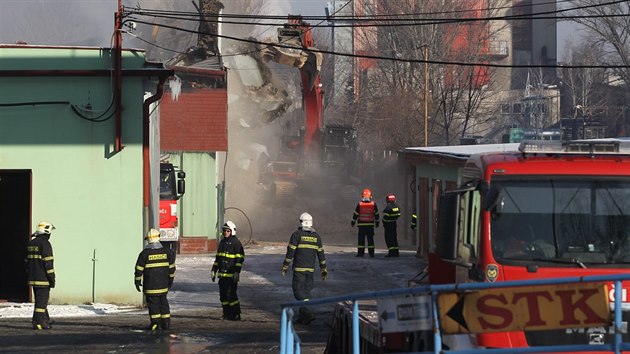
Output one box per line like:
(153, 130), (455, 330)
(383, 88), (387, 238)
(489, 177), (630, 266)
(160, 171), (176, 200)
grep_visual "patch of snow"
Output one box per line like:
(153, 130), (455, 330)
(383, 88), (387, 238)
(0, 302), (141, 318)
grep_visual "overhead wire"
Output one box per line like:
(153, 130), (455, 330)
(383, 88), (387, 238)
(121, 18), (630, 70)
(123, 0), (628, 27)
(124, 0), (584, 22)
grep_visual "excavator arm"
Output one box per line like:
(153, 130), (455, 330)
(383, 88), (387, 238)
(260, 15), (324, 156)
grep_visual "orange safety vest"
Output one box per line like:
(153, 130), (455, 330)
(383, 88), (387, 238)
(358, 201), (375, 223)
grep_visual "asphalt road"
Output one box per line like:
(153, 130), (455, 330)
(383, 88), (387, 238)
(0, 242), (423, 354)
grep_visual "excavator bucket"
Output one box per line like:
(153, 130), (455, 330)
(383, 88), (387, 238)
(260, 18), (323, 90)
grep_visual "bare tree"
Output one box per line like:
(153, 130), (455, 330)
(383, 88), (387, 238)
(340, 0), (508, 148)
(562, 1), (630, 136)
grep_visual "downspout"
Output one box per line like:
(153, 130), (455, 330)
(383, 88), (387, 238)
(143, 78), (168, 235)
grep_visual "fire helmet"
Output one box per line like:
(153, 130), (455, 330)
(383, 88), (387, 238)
(222, 220), (237, 236)
(36, 221), (55, 235)
(361, 188), (372, 200)
(146, 228), (160, 243)
(299, 212), (313, 228)
(386, 194), (396, 203)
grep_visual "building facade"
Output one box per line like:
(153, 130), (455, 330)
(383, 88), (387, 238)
(0, 45), (170, 304)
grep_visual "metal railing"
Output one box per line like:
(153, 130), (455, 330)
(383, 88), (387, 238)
(279, 273), (630, 354)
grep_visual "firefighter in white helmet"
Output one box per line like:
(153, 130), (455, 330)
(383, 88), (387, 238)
(134, 228), (176, 330)
(281, 212), (327, 325)
(27, 221), (56, 330)
(211, 221), (245, 320)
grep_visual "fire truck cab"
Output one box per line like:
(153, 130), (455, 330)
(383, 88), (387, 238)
(159, 162), (186, 249)
(434, 139), (630, 350)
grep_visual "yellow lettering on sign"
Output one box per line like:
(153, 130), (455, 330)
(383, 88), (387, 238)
(148, 254), (167, 261)
(438, 282), (610, 334)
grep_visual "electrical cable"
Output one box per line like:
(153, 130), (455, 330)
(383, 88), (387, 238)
(123, 0), (627, 28)
(0, 101), (69, 107)
(124, 19), (630, 70)
(69, 30), (118, 121)
(124, 0), (596, 22)
(225, 206), (253, 246)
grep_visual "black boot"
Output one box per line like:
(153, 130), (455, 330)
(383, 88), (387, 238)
(161, 318), (170, 330)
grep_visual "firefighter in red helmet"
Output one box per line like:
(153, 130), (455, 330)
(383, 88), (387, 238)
(382, 194), (401, 257)
(351, 188), (379, 257)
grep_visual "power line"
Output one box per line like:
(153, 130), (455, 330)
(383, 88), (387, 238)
(127, 18), (630, 70)
(124, 0), (627, 28)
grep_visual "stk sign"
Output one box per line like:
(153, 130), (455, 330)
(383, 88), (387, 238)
(438, 282), (610, 334)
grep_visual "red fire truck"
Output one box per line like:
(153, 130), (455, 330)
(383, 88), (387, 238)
(159, 162), (185, 251)
(432, 139), (630, 351)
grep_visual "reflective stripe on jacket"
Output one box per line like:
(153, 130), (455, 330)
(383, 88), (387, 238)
(283, 228), (326, 273)
(383, 202), (401, 223)
(27, 234), (55, 288)
(212, 236), (244, 278)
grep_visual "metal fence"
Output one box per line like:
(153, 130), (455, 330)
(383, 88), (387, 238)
(279, 273), (630, 354)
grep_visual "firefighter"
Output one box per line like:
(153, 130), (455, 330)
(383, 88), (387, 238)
(351, 188), (380, 257)
(27, 221), (56, 330)
(411, 212), (418, 230)
(281, 212), (327, 325)
(382, 194), (401, 257)
(211, 221), (244, 321)
(134, 228), (176, 331)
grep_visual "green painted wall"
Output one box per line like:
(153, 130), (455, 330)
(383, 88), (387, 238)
(0, 47), (158, 305)
(165, 151), (218, 241)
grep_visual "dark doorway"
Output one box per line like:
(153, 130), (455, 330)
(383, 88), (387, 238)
(0, 170), (31, 302)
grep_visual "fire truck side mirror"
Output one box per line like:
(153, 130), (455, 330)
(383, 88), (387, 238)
(436, 192), (460, 261)
(468, 263), (485, 282)
(177, 179), (185, 196)
(483, 185), (504, 214)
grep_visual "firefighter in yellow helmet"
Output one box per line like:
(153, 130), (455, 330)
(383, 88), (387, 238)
(27, 221), (56, 330)
(211, 221), (245, 321)
(351, 188), (380, 257)
(134, 228), (176, 331)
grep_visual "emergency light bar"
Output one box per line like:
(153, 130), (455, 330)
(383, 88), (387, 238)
(518, 139), (630, 155)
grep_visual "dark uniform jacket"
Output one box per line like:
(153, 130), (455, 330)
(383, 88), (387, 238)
(382, 202), (401, 224)
(212, 236), (244, 279)
(283, 227), (327, 273)
(134, 243), (176, 295)
(27, 233), (55, 288)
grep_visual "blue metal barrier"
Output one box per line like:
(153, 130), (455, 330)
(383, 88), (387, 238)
(279, 274), (630, 354)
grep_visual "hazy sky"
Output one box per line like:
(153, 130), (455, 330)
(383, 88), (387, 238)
(0, 0), (577, 58)
(0, 0), (328, 46)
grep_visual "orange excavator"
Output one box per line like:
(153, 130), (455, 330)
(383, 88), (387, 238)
(256, 15), (359, 200)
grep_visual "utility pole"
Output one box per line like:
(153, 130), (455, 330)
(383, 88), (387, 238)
(423, 45), (429, 147)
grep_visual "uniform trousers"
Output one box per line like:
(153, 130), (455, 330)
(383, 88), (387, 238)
(292, 271), (315, 323)
(32, 287), (51, 327)
(357, 226), (375, 257)
(146, 294), (170, 329)
(218, 278), (240, 320)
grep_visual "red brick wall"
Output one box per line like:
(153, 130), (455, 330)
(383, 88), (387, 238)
(160, 88), (228, 152)
(179, 237), (218, 254)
